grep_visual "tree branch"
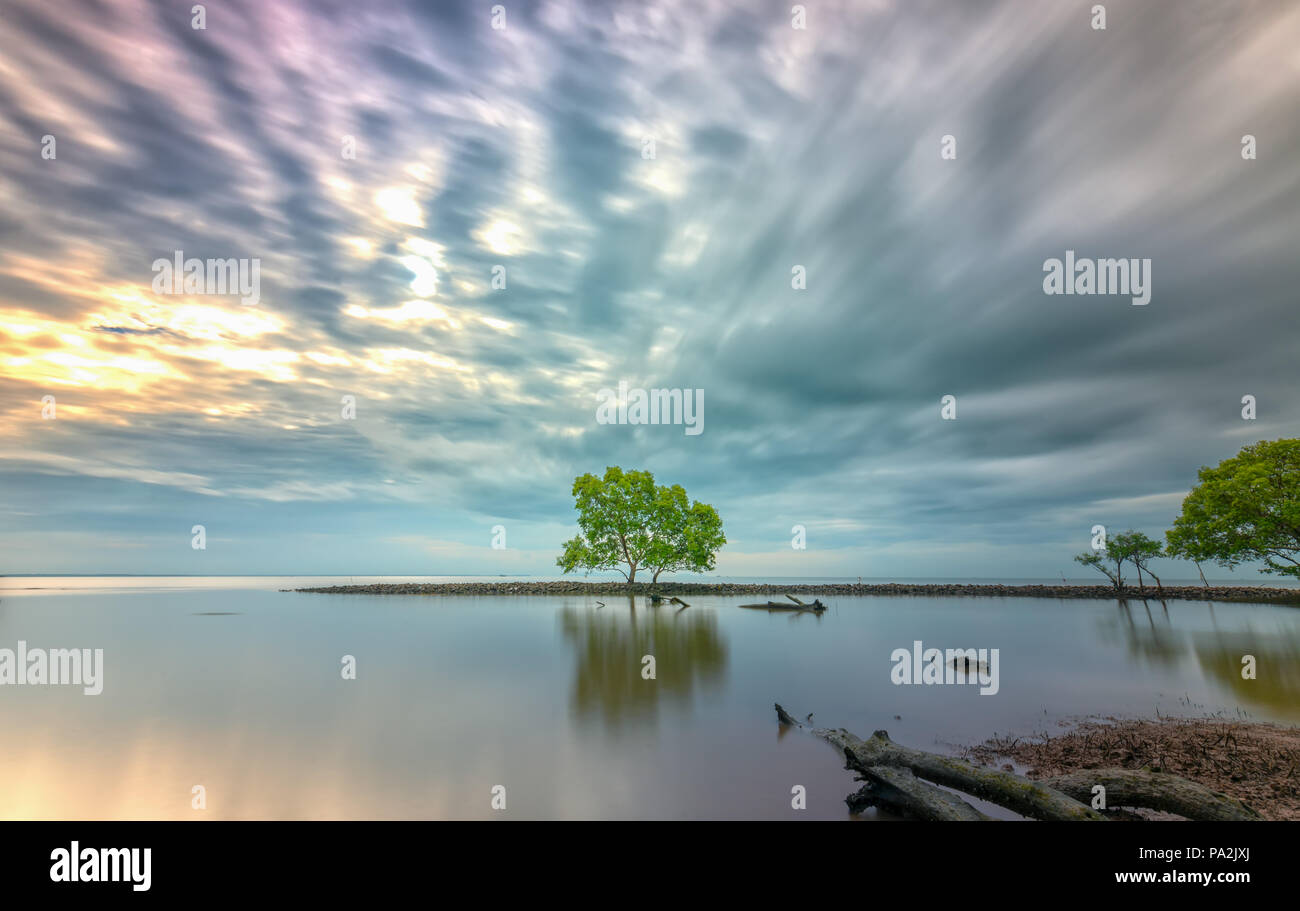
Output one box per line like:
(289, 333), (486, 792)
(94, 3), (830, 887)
(768, 705), (1261, 822)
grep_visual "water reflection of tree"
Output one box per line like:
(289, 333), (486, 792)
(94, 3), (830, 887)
(1189, 628), (1300, 720)
(1098, 599), (1300, 719)
(1098, 599), (1187, 668)
(559, 599), (728, 729)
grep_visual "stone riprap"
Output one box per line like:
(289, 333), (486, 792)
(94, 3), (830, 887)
(293, 581), (1300, 604)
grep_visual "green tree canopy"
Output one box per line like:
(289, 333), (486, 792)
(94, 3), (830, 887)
(1166, 439), (1300, 579)
(556, 466), (725, 583)
(1123, 531), (1166, 591)
(1074, 549), (1122, 589)
(1074, 529), (1164, 591)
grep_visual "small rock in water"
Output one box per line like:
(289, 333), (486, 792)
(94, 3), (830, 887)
(948, 656), (989, 675)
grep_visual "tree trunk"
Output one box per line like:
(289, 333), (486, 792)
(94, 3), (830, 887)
(814, 724), (1104, 821)
(776, 705), (1261, 821)
(1044, 769), (1260, 821)
(847, 766), (990, 820)
(740, 600), (826, 612)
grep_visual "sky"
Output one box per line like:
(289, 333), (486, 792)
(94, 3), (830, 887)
(0, 0), (1297, 578)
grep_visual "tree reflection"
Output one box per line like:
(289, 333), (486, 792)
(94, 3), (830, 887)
(1099, 599), (1300, 719)
(1099, 599), (1186, 668)
(559, 598), (728, 730)
(1189, 629), (1300, 720)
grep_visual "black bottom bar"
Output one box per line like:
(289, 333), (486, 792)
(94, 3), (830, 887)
(0, 820), (1285, 897)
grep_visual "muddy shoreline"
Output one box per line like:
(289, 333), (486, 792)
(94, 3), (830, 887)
(963, 717), (1300, 820)
(293, 580), (1300, 604)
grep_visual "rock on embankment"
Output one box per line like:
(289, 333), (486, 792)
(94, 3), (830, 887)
(292, 581), (1300, 604)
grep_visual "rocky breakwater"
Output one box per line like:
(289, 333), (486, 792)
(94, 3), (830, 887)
(293, 581), (1300, 604)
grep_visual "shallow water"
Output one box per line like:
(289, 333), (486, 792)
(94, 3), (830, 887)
(0, 579), (1296, 819)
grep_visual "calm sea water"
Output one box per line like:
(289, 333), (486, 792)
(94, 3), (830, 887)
(1, 577), (1296, 819)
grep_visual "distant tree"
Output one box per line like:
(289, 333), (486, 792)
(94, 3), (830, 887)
(1119, 531), (1165, 594)
(1166, 439), (1300, 580)
(1073, 529), (1163, 592)
(1075, 547), (1127, 590)
(556, 467), (725, 584)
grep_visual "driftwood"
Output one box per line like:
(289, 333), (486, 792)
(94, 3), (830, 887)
(648, 594), (690, 608)
(774, 704), (803, 725)
(847, 767), (989, 820)
(740, 595), (827, 612)
(775, 705), (983, 818)
(1045, 769), (1261, 821)
(775, 704), (1261, 821)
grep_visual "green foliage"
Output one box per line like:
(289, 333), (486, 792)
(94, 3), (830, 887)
(1166, 439), (1300, 579)
(1075, 545), (1126, 589)
(1074, 529), (1164, 591)
(556, 466), (725, 583)
(1074, 550), (1122, 589)
(646, 484), (726, 582)
(1116, 530), (1164, 591)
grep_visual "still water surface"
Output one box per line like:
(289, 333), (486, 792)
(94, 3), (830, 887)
(1, 578), (1296, 819)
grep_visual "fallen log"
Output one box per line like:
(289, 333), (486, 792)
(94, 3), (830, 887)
(1044, 768), (1261, 821)
(646, 593), (691, 611)
(778, 704), (987, 818)
(774, 704), (1261, 821)
(847, 767), (990, 821)
(775, 704), (803, 726)
(740, 598), (827, 611)
(817, 723), (1103, 820)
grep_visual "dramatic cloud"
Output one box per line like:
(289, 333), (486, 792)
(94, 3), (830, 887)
(1, 0), (1297, 577)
